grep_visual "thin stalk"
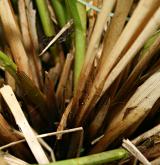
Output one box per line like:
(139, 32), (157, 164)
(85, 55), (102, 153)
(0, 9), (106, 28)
(51, 0), (71, 53)
(35, 0), (55, 36)
(35, 0), (58, 60)
(34, 149), (128, 165)
(66, 0), (86, 89)
(51, 0), (67, 28)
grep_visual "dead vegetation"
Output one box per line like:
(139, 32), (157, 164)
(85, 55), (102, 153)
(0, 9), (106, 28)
(0, 0), (160, 164)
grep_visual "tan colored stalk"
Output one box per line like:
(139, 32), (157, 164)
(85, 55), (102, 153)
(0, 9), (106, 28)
(97, 0), (133, 97)
(102, 7), (160, 94)
(0, 85), (49, 164)
(56, 53), (73, 113)
(65, 71), (73, 102)
(99, 0), (133, 65)
(88, 98), (110, 139)
(90, 71), (160, 153)
(122, 139), (151, 165)
(13, 128), (56, 162)
(85, 0), (116, 62)
(107, 66), (160, 132)
(0, 0), (30, 77)
(18, 0), (31, 53)
(116, 31), (160, 100)
(99, 0), (160, 76)
(18, 0), (42, 88)
(32, 130), (55, 162)
(56, 99), (73, 140)
(24, 0), (39, 50)
(75, 5), (160, 126)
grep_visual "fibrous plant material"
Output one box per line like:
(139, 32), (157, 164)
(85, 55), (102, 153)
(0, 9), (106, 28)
(0, 127), (83, 151)
(0, 85), (49, 164)
(0, 0), (30, 77)
(116, 30), (160, 100)
(132, 123), (160, 145)
(122, 139), (151, 165)
(74, 4), (160, 127)
(99, 0), (134, 65)
(18, 0), (42, 88)
(72, 0), (116, 106)
(90, 71), (160, 153)
(1, 0), (160, 164)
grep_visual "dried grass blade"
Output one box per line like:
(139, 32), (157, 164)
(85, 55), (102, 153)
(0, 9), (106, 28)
(90, 71), (160, 153)
(32, 130), (56, 162)
(18, 0), (42, 88)
(116, 31), (160, 100)
(18, 0), (31, 53)
(99, 0), (134, 65)
(16, 71), (50, 125)
(102, 7), (160, 94)
(122, 139), (151, 165)
(56, 53), (73, 113)
(12, 129), (55, 162)
(107, 71), (160, 134)
(85, 0), (116, 62)
(0, 0), (30, 77)
(24, 0), (39, 50)
(99, 0), (160, 75)
(0, 85), (49, 164)
(88, 98), (110, 139)
(56, 99), (73, 140)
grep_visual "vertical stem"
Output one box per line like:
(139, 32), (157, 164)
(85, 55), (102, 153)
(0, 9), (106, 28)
(66, 0), (86, 90)
(35, 0), (58, 60)
(35, 0), (55, 36)
(51, 0), (67, 28)
(75, 2), (86, 90)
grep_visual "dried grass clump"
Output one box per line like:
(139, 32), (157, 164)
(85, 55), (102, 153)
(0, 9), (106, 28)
(0, 0), (160, 165)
